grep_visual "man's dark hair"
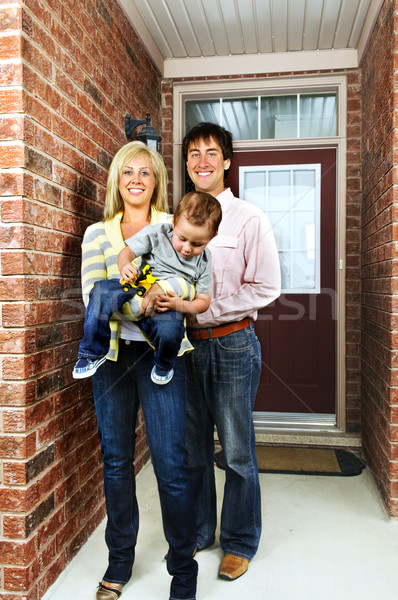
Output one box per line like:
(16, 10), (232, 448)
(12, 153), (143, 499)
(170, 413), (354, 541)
(182, 122), (233, 164)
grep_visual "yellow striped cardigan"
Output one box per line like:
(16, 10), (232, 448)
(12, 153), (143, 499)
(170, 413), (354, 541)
(81, 210), (195, 361)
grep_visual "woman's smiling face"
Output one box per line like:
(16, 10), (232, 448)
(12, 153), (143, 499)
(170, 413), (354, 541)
(118, 155), (156, 210)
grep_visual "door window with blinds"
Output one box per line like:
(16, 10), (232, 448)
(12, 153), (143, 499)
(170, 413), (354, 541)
(239, 164), (321, 294)
(185, 93), (337, 141)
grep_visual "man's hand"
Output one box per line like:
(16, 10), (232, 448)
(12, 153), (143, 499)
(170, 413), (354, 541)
(185, 314), (198, 326)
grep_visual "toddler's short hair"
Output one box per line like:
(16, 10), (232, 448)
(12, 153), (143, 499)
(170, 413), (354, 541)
(174, 191), (222, 238)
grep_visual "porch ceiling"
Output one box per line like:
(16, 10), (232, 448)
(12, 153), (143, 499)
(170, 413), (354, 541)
(118, 0), (384, 77)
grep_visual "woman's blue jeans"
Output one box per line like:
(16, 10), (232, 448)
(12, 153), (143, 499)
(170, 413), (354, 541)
(79, 279), (184, 372)
(92, 340), (197, 600)
(185, 323), (262, 560)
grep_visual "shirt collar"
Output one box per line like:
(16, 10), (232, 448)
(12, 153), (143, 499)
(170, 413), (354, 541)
(216, 187), (233, 212)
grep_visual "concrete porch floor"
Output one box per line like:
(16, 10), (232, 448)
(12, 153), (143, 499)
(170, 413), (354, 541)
(43, 460), (398, 600)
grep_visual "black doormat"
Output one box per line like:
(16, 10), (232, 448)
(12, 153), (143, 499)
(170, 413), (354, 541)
(214, 447), (366, 476)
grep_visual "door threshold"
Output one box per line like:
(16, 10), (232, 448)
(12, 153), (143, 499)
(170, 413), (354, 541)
(253, 411), (336, 431)
(251, 412), (361, 450)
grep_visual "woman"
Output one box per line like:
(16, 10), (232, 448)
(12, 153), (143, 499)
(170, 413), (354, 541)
(81, 141), (198, 600)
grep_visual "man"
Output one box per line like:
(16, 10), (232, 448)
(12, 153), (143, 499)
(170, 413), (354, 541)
(182, 122), (281, 581)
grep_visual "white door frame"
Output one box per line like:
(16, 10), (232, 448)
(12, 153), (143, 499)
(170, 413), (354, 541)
(172, 74), (347, 433)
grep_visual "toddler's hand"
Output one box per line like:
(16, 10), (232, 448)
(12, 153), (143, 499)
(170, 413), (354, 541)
(119, 262), (138, 285)
(155, 292), (182, 313)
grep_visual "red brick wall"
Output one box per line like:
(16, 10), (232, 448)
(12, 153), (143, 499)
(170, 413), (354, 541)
(162, 68), (363, 435)
(346, 69), (363, 431)
(361, 0), (398, 517)
(0, 1), (161, 597)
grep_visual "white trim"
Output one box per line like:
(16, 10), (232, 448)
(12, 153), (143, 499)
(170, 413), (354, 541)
(357, 0), (385, 64)
(173, 74), (347, 433)
(164, 49), (357, 79)
(118, 0), (164, 74)
(117, 0), (383, 78)
(173, 74), (347, 204)
(239, 163), (322, 295)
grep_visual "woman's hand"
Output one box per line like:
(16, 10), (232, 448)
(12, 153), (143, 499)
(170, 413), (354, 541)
(140, 283), (164, 316)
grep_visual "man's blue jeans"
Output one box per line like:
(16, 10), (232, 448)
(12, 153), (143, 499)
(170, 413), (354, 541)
(185, 323), (262, 560)
(78, 279), (184, 372)
(92, 341), (197, 600)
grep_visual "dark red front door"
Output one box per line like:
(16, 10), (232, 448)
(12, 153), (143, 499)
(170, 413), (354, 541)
(228, 148), (337, 415)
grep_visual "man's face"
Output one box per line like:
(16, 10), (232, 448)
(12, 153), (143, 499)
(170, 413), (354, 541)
(186, 136), (230, 197)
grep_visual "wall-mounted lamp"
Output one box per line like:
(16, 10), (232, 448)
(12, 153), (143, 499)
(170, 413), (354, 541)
(124, 113), (162, 152)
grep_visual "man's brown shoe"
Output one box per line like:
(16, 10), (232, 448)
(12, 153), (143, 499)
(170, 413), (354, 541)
(218, 554), (249, 580)
(96, 581), (123, 599)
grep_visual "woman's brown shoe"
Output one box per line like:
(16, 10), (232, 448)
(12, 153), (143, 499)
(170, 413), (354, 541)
(96, 581), (123, 599)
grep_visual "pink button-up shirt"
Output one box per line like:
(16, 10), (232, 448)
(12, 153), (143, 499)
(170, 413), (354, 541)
(195, 188), (281, 328)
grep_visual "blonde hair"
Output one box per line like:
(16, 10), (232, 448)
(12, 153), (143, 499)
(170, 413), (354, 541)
(104, 141), (169, 219)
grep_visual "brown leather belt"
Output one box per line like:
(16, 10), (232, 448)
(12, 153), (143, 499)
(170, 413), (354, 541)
(187, 318), (251, 341)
